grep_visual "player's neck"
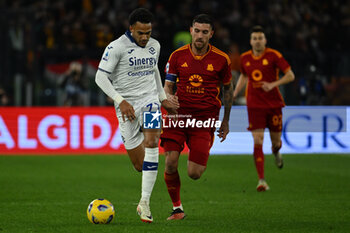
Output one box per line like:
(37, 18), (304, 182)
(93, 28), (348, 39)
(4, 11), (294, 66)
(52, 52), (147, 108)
(191, 43), (209, 56)
(252, 47), (265, 57)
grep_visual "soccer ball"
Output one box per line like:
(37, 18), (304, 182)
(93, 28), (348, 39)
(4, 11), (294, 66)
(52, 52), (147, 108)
(87, 199), (115, 224)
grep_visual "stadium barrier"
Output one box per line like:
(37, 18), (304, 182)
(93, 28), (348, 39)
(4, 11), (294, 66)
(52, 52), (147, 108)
(0, 107), (349, 155)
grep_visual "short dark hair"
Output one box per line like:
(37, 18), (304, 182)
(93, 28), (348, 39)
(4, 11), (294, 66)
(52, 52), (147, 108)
(250, 25), (265, 34)
(129, 8), (154, 26)
(192, 14), (214, 30)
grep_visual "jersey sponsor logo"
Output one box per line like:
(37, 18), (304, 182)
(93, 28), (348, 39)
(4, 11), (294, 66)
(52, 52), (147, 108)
(186, 86), (204, 94)
(187, 74), (204, 94)
(189, 74), (203, 87)
(207, 64), (214, 71)
(252, 69), (263, 81)
(127, 70), (154, 77)
(128, 49), (135, 54)
(128, 57), (157, 67)
(149, 47), (155, 55)
(181, 62), (188, 67)
(245, 61), (251, 67)
(262, 59), (269, 65)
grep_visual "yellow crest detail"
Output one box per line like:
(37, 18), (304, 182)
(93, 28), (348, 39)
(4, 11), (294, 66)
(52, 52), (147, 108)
(262, 59), (268, 65)
(207, 64), (214, 71)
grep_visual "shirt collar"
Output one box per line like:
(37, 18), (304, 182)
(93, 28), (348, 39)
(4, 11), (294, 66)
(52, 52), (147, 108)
(125, 30), (146, 48)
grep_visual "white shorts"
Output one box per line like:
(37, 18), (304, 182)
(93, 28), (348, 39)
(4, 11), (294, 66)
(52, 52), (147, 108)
(115, 95), (161, 150)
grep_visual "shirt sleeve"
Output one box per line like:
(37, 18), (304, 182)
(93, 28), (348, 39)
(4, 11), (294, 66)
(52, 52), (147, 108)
(98, 43), (120, 74)
(221, 57), (232, 85)
(165, 52), (178, 83)
(239, 55), (247, 75)
(276, 53), (291, 74)
(95, 69), (124, 104)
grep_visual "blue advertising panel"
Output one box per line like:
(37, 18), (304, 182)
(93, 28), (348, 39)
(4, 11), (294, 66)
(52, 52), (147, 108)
(211, 106), (350, 154)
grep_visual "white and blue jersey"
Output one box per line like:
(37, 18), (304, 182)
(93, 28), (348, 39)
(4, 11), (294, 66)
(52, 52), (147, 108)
(98, 30), (160, 103)
(97, 31), (161, 150)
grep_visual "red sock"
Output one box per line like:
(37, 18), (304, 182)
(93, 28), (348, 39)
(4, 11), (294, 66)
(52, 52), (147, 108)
(253, 144), (264, 179)
(272, 141), (282, 154)
(164, 171), (181, 207)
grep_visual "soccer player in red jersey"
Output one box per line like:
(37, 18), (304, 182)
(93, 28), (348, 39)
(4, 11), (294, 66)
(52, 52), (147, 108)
(233, 25), (295, 191)
(160, 14), (233, 220)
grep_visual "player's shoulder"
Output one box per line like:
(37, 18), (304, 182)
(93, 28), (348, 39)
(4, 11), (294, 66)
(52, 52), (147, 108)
(172, 44), (190, 55)
(240, 50), (253, 59)
(106, 35), (126, 51)
(148, 37), (160, 46)
(147, 37), (161, 50)
(265, 48), (283, 58)
(168, 44), (190, 60)
(210, 45), (230, 64)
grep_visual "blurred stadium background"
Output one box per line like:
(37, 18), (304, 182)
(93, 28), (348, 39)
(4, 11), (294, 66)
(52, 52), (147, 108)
(0, 0), (349, 106)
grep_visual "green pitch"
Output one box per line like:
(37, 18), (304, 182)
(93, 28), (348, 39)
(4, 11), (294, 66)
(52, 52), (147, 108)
(0, 154), (349, 233)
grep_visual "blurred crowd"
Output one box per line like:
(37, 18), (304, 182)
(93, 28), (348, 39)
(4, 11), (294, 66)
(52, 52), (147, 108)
(1, 0), (349, 106)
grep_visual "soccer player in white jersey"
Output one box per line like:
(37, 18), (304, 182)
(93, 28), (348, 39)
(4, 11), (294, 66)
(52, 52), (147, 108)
(95, 8), (178, 223)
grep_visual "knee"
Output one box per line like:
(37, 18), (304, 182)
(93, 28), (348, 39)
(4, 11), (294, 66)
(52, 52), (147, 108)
(165, 159), (178, 174)
(254, 135), (264, 145)
(165, 152), (179, 174)
(272, 139), (281, 148)
(188, 166), (205, 180)
(188, 170), (202, 180)
(187, 160), (206, 180)
(166, 164), (177, 174)
(144, 138), (159, 148)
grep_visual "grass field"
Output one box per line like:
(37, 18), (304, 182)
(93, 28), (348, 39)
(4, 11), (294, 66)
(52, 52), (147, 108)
(0, 154), (349, 233)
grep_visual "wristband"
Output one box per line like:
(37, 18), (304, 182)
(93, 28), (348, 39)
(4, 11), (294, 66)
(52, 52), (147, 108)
(159, 92), (167, 103)
(115, 93), (125, 105)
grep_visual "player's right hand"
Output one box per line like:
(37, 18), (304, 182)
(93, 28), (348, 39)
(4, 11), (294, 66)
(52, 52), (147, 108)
(161, 99), (178, 115)
(232, 93), (237, 102)
(166, 94), (180, 109)
(119, 100), (135, 122)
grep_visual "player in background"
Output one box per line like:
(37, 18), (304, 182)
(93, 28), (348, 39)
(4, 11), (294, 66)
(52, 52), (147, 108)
(161, 14), (233, 220)
(233, 25), (295, 191)
(95, 8), (178, 223)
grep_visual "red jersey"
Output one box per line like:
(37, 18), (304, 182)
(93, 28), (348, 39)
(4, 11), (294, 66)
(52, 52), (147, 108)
(165, 44), (232, 119)
(240, 48), (291, 108)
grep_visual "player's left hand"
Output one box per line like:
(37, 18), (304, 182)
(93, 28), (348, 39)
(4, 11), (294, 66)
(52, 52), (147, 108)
(261, 81), (275, 92)
(217, 120), (229, 142)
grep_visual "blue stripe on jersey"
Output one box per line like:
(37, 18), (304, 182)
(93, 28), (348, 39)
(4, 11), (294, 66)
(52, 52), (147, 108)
(125, 30), (145, 48)
(125, 30), (135, 43)
(165, 73), (177, 82)
(98, 67), (111, 74)
(142, 161), (158, 171)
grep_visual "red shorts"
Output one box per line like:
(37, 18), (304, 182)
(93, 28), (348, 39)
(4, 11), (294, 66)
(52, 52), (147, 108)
(247, 107), (282, 132)
(160, 127), (215, 166)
